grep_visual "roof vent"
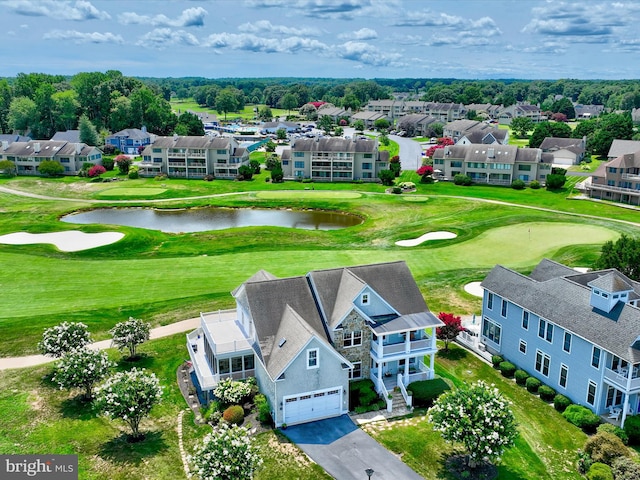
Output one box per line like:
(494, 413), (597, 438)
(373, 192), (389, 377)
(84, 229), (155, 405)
(278, 338), (287, 348)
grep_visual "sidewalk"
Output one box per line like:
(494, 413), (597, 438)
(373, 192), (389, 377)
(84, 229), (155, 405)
(0, 317), (201, 371)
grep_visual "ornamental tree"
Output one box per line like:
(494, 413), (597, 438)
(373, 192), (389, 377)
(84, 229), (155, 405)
(53, 348), (112, 399)
(95, 368), (163, 440)
(189, 423), (262, 480)
(428, 380), (518, 469)
(110, 317), (151, 359)
(38, 321), (92, 358)
(38, 160), (64, 177)
(114, 155), (131, 174)
(87, 165), (106, 178)
(436, 312), (463, 351)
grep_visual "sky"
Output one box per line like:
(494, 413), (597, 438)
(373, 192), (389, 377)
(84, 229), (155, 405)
(1, 0), (640, 80)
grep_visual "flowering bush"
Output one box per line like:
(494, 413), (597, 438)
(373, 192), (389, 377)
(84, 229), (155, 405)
(53, 348), (112, 399)
(189, 423), (262, 480)
(214, 378), (252, 405)
(95, 368), (163, 439)
(109, 317), (150, 359)
(114, 155), (131, 174)
(436, 312), (463, 351)
(87, 165), (106, 178)
(38, 322), (92, 358)
(428, 380), (518, 468)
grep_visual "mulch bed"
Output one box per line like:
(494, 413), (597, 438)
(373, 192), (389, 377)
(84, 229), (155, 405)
(446, 455), (498, 480)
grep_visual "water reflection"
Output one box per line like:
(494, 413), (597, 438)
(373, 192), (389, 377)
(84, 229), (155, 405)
(62, 207), (361, 233)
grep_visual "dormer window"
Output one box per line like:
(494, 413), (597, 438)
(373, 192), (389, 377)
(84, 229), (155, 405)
(361, 293), (369, 305)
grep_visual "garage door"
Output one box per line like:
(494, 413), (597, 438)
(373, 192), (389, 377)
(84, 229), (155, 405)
(283, 387), (342, 425)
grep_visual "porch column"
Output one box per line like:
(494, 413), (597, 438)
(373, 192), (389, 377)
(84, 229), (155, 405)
(621, 369), (633, 427)
(405, 331), (410, 354)
(429, 353), (435, 380)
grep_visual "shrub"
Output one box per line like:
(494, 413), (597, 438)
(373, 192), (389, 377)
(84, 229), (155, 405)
(498, 361), (516, 378)
(538, 385), (556, 401)
(525, 376), (541, 393)
(114, 155), (131, 174)
(514, 369), (529, 385)
(578, 449), (593, 474)
(453, 174), (472, 186)
(128, 167), (139, 179)
(553, 394), (571, 412)
(222, 405), (245, 425)
(392, 186), (402, 194)
(623, 414), (640, 445)
(407, 378), (450, 408)
(214, 378), (252, 405)
(101, 157), (115, 171)
(584, 431), (630, 466)
(511, 179), (525, 190)
(254, 394), (272, 424)
(598, 423), (629, 445)
(421, 175), (435, 184)
(491, 355), (503, 368)
(611, 456), (640, 480)
(546, 173), (566, 190)
(563, 404), (601, 433)
(87, 165), (106, 178)
(203, 174), (214, 181)
(349, 379), (379, 410)
(586, 462), (613, 480)
(530, 180), (541, 189)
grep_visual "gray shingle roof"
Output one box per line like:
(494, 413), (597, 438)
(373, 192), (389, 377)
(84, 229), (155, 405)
(607, 140), (640, 158)
(51, 130), (81, 143)
(292, 137), (378, 153)
(481, 259), (640, 362)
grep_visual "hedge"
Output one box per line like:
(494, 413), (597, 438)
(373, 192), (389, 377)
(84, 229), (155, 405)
(514, 369), (529, 385)
(538, 385), (556, 402)
(563, 404), (601, 433)
(407, 378), (450, 408)
(525, 376), (541, 393)
(491, 355), (503, 368)
(553, 394), (571, 412)
(499, 361), (516, 378)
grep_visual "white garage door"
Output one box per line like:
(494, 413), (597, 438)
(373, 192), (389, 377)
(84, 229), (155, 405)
(283, 387), (342, 425)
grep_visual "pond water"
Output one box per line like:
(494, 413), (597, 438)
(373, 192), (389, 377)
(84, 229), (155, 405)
(61, 207), (362, 233)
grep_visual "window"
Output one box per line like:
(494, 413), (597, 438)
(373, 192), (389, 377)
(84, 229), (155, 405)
(606, 386), (623, 408)
(307, 348), (318, 369)
(282, 160), (289, 165)
(535, 350), (550, 376)
(587, 381), (597, 406)
(219, 358), (230, 374)
(363, 153), (373, 158)
(482, 318), (501, 345)
(244, 355), (254, 370)
(559, 364), (568, 388)
(538, 319), (553, 343)
(344, 331), (362, 347)
(294, 161), (305, 168)
(361, 293), (369, 305)
(522, 311), (529, 330)
(563, 332), (572, 353)
(362, 162), (372, 170)
(592, 346), (601, 369)
(216, 149), (227, 154)
(519, 340), (527, 354)
(294, 152), (305, 157)
(501, 299), (507, 317)
(350, 362), (362, 379)
(487, 292), (494, 310)
(232, 357), (243, 372)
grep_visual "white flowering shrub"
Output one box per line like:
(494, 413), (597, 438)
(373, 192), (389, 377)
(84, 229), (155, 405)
(189, 423), (262, 480)
(95, 368), (163, 440)
(110, 317), (151, 358)
(38, 322), (92, 358)
(428, 380), (518, 468)
(53, 348), (112, 399)
(214, 378), (252, 405)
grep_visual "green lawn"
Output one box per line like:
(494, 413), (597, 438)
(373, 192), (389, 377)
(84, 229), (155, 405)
(170, 99), (288, 122)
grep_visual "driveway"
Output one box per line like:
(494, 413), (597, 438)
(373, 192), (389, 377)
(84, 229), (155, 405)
(390, 135), (423, 172)
(283, 415), (424, 480)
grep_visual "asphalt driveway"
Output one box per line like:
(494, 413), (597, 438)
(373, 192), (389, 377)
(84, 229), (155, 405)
(283, 415), (424, 480)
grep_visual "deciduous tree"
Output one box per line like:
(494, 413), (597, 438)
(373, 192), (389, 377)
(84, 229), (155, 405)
(53, 348), (112, 399)
(38, 322), (92, 358)
(436, 312), (463, 351)
(37, 160), (64, 177)
(109, 317), (151, 359)
(595, 234), (640, 281)
(510, 117), (534, 138)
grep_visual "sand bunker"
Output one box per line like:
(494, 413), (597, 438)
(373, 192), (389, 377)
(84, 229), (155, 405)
(0, 231), (124, 252)
(464, 282), (484, 298)
(395, 231), (457, 247)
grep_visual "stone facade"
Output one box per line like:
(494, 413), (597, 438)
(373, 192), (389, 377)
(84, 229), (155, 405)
(334, 310), (372, 380)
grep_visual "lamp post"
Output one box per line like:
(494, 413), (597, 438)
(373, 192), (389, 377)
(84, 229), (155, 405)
(365, 468), (375, 479)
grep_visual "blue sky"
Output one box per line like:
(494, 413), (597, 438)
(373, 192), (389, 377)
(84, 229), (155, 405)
(1, 0), (639, 79)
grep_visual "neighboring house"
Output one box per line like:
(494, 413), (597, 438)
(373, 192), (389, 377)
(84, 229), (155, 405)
(282, 137), (389, 182)
(607, 139), (640, 160)
(443, 119), (508, 145)
(0, 134), (31, 145)
(414, 102), (466, 123)
(365, 100), (404, 120)
(539, 137), (586, 166)
(139, 135), (249, 179)
(51, 130), (81, 143)
(396, 114), (439, 137)
(465, 103), (502, 120)
(187, 261), (443, 427)
(480, 258), (640, 427)
(588, 149), (640, 206)
(0, 140), (102, 176)
(432, 143), (553, 185)
(261, 121), (300, 134)
(317, 105), (350, 122)
(498, 103), (543, 125)
(105, 127), (151, 155)
(574, 104), (604, 120)
(351, 111), (387, 129)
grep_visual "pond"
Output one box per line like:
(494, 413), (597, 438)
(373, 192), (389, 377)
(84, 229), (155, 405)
(61, 207), (362, 233)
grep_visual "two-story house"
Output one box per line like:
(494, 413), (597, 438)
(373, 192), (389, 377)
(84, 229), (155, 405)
(0, 140), (102, 176)
(432, 144), (553, 185)
(139, 135), (249, 179)
(281, 137), (389, 182)
(186, 261), (443, 427)
(588, 149), (640, 206)
(498, 104), (543, 125)
(480, 258), (640, 427)
(539, 137), (587, 166)
(105, 127), (151, 155)
(443, 119), (508, 145)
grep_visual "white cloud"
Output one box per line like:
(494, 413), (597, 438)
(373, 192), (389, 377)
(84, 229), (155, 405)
(43, 29), (123, 44)
(5, 0), (111, 21)
(337, 41), (404, 67)
(339, 28), (377, 40)
(119, 7), (207, 27)
(136, 28), (200, 49)
(237, 20), (320, 36)
(202, 32), (329, 54)
(247, 0), (400, 19)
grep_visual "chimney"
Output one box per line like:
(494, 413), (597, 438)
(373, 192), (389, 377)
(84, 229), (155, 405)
(75, 143), (82, 154)
(173, 133), (178, 141)
(487, 148), (495, 158)
(141, 125), (147, 133)
(1, 141), (8, 150)
(33, 142), (41, 153)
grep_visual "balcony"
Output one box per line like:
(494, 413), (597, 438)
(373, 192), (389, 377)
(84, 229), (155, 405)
(622, 173), (640, 181)
(604, 367), (640, 393)
(589, 183), (640, 196)
(371, 336), (434, 360)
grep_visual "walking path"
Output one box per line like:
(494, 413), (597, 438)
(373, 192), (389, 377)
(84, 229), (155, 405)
(0, 317), (200, 371)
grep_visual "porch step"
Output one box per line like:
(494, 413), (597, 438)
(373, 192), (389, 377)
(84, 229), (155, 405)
(391, 390), (408, 412)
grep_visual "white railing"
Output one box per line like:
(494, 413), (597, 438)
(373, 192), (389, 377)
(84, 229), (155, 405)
(371, 337), (433, 358)
(604, 368), (640, 392)
(397, 373), (413, 408)
(589, 184), (640, 195)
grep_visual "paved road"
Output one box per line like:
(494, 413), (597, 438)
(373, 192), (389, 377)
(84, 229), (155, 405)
(390, 134), (423, 172)
(284, 415), (424, 480)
